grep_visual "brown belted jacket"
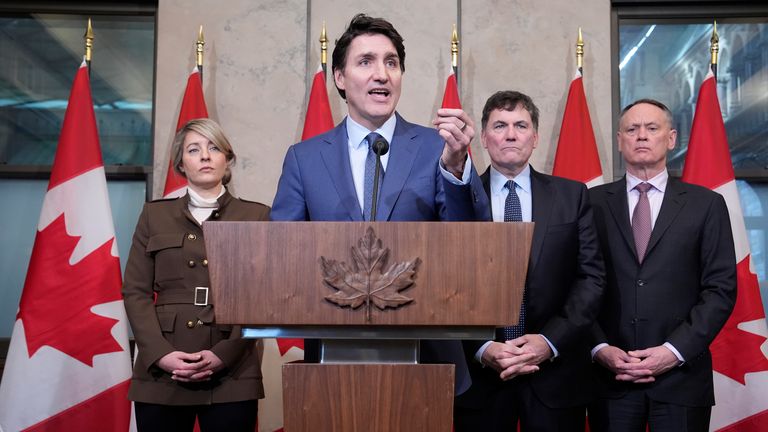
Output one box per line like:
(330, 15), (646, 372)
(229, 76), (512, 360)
(122, 191), (269, 405)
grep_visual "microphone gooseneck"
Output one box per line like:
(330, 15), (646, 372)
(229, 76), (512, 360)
(370, 137), (389, 221)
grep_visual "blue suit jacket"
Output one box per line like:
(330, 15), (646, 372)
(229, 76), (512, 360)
(270, 113), (490, 395)
(270, 113), (489, 222)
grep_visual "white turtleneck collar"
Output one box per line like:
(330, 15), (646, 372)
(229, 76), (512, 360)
(187, 186), (226, 224)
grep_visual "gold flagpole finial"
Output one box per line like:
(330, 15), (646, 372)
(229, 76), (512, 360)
(451, 24), (459, 70)
(320, 21), (328, 74)
(576, 27), (584, 72)
(710, 20), (719, 67)
(196, 25), (205, 69)
(84, 18), (94, 64)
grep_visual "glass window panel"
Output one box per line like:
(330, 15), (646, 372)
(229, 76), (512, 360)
(737, 181), (768, 321)
(0, 13), (154, 166)
(0, 179), (145, 338)
(618, 21), (768, 172)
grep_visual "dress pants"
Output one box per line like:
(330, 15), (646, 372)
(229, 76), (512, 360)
(135, 400), (258, 432)
(454, 375), (586, 432)
(588, 390), (711, 432)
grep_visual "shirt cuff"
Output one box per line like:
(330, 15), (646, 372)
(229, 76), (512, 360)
(439, 155), (472, 185)
(591, 342), (609, 359)
(474, 340), (494, 364)
(540, 334), (559, 359)
(664, 342), (685, 364)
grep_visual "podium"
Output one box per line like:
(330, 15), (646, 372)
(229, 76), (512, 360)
(203, 222), (533, 431)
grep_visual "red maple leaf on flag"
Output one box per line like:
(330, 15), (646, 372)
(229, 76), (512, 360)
(711, 259), (768, 385)
(17, 214), (124, 367)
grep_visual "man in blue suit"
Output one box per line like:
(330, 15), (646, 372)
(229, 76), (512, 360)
(271, 14), (490, 394)
(272, 13), (487, 222)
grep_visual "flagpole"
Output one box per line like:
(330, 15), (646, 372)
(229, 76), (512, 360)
(320, 21), (328, 78)
(576, 27), (584, 76)
(84, 18), (93, 75)
(197, 25), (205, 84)
(710, 20), (719, 79)
(451, 23), (459, 83)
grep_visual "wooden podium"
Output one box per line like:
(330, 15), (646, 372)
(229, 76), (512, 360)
(204, 222), (533, 432)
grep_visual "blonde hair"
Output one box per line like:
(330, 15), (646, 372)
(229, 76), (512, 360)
(171, 118), (236, 185)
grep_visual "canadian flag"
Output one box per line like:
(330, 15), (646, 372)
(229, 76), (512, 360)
(552, 70), (603, 187)
(301, 64), (334, 141)
(0, 61), (133, 431)
(682, 69), (768, 431)
(440, 68), (461, 110)
(162, 66), (209, 198)
(440, 66), (468, 160)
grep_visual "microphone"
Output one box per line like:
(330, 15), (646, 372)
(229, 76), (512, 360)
(370, 137), (389, 221)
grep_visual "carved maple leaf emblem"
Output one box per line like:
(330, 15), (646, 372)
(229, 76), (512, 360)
(17, 214), (124, 366)
(320, 227), (421, 321)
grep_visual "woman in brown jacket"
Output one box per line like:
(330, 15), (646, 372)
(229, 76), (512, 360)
(122, 118), (268, 432)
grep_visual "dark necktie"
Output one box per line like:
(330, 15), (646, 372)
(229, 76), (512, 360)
(363, 133), (384, 221)
(632, 182), (652, 263)
(502, 180), (526, 340)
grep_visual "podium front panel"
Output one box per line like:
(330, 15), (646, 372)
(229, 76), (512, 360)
(204, 221), (533, 326)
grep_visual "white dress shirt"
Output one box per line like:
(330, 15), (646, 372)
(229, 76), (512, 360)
(344, 114), (472, 214)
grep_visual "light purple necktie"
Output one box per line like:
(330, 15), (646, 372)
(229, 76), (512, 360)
(632, 182), (652, 263)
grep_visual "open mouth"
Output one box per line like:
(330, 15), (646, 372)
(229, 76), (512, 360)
(369, 88), (390, 99)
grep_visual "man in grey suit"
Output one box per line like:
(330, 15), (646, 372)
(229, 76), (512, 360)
(588, 99), (736, 431)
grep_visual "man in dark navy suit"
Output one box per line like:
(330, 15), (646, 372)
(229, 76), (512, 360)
(455, 91), (605, 431)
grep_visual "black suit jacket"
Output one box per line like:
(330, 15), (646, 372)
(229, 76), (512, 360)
(456, 167), (605, 409)
(589, 177), (736, 407)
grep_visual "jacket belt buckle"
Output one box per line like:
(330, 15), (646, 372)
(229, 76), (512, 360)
(194, 286), (209, 306)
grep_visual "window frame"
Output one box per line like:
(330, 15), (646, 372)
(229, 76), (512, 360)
(0, 0), (158, 197)
(611, 0), (768, 181)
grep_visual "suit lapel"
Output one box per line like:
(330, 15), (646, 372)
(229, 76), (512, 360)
(480, 168), (493, 216)
(319, 121), (363, 221)
(604, 177), (637, 261)
(645, 178), (686, 258)
(528, 168), (553, 273)
(377, 113), (419, 221)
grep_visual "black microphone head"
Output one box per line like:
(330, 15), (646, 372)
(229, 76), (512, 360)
(372, 137), (389, 156)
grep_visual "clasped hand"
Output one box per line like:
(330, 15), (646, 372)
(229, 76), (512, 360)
(594, 344), (679, 384)
(156, 350), (224, 382)
(482, 334), (553, 381)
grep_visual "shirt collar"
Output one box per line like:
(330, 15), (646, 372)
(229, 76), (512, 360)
(626, 169), (668, 193)
(490, 164), (531, 194)
(346, 114), (397, 150)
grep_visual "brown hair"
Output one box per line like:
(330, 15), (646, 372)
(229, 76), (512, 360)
(171, 118), (236, 185)
(481, 90), (540, 131)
